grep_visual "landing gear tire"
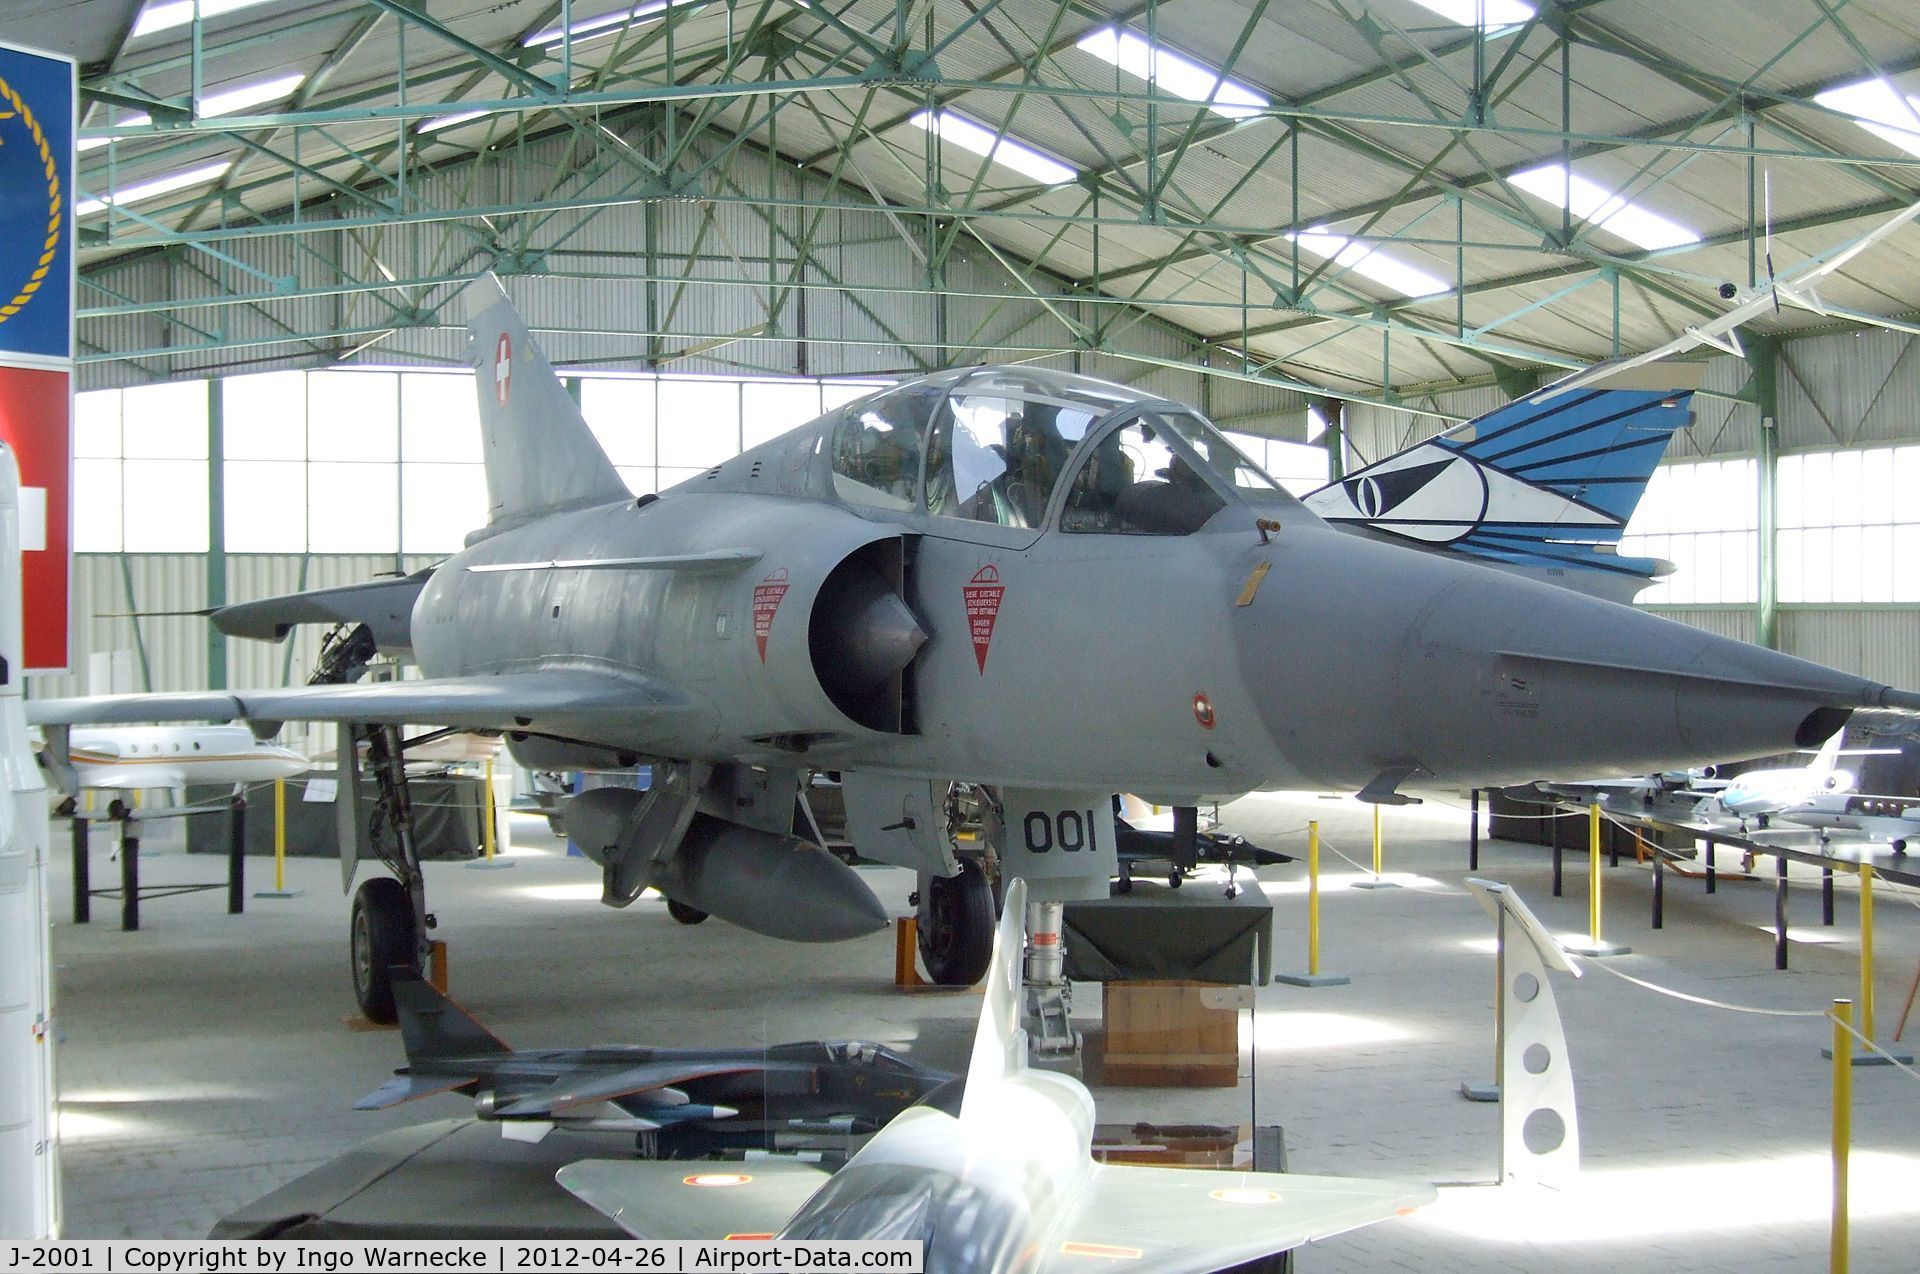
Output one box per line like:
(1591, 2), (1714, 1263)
(918, 859), (996, 986)
(350, 876), (419, 1025)
(666, 898), (709, 925)
(1756, 814), (1771, 829)
(1894, 839), (1908, 855)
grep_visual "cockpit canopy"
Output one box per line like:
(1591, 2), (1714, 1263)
(714, 365), (1300, 535)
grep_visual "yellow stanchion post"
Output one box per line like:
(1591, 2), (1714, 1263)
(254, 778), (299, 899)
(1831, 998), (1851, 1274)
(1354, 804), (1398, 890)
(1830, 862), (1912, 1065)
(482, 757), (497, 862)
(1568, 802), (1628, 955)
(1309, 821), (1322, 975)
(466, 754), (515, 871)
(1275, 820), (1349, 987)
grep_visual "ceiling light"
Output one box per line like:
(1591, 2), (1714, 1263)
(1815, 78), (1920, 157)
(908, 109), (1078, 185)
(1075, 28), (1269, 121)
(418, 108), (495, 135)
(1285, 227), (1449, 298)
(1403, 0), (1536, 26)
(1509, 164), (1700, 251)
(76, 161), (233, 218)
(131, 0), (278, 39)
(525, 1), (692, 48)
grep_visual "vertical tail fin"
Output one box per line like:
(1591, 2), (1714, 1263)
(1302, 362), (1701, 601)
(465, 275), (630, 529)
(959, 877), (1028, 1120)
(391, 967), (512, 1065)
(1809, 728), (1846, 776)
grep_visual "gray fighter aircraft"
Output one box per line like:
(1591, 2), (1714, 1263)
(558, 879), (1436, 1269)
(357, 968), (951, 1154)
(29, 278), (1920, 1020)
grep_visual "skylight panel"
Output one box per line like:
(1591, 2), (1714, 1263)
(79, 74), (304, 152)
(1285, 228), (1449, 298)
(418, 108), (495, 135)
(1074, 28), (1269, 121)
(131, 0), (278, 39)
(76, 161), (233, 217)
(1403, 0), (1536, 26)
(1815, 78), (1920, 158)
(525, 1), (697, 48)
(1508, 164), (1700, 251)
(908, 110), (1078, 186)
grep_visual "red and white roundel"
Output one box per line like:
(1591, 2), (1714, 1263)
(1192, 693), (1216, 730)
(493, 332), (512, 406)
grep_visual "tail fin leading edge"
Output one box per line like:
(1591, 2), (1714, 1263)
(465, 275), (630, 529)
(1303, 370), (1697, 601)
(391, 966), (512, 1066)
(960, 877), (1029, 1121)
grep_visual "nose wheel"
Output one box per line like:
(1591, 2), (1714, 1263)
(916, 858), (996, 986)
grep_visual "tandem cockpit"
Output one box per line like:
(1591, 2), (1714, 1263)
(699, 366), (1309, 538)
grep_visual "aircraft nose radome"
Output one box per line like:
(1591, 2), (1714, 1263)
(1236, 529), (1907, 790)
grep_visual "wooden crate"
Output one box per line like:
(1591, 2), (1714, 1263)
(1100, 980), (1239, 1087)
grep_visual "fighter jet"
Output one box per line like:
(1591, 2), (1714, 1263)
(30, 276), (1920, 1019)
(357, 969), (951, 1153)
(559, 879), (1433, 1268)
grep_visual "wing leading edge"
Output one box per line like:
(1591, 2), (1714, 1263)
(25, 669), (688, 734)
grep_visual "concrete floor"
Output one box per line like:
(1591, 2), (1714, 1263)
(45, 792), (1920, 1271)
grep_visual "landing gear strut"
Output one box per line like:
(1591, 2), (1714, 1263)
(346, 721), (432, 1024)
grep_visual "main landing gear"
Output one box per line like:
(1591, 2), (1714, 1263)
(317, 621), (436, 1025)
(347, 721), (433, 1024)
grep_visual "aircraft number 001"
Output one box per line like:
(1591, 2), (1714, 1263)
(1023, 808), (1099, 853)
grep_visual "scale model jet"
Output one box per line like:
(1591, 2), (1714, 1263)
(29, 277), (1920, 1020)
(358, 969), (950, 1154)
(42, 724), (308, 795)
(558, 879), (1435, 1269)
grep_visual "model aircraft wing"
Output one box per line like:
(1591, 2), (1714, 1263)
(24, 670), (688, 734)
(494, 1062), (760, 1117)
(1543, 194), (1920, 400)
(556, 1158), (831, 1240)
(1038, 1165), (1435, 1274)
(352, 1072), (480, 1111)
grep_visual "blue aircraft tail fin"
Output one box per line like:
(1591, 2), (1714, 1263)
(1301, 365), (1700, 600)
(391, 966), (513, 1065)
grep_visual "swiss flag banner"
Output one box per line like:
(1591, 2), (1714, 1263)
(0, 363), (69, 671)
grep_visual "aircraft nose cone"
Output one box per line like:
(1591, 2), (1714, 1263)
(1236, 528), (1904, 790)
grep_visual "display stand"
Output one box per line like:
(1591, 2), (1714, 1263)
(1461, 879), (1583, 1189)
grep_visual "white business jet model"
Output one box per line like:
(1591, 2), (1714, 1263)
(59, 724), (308, 795)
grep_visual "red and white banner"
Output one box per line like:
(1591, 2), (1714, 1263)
(0, 40), (75, 674)
(963, 565), (1005, 673)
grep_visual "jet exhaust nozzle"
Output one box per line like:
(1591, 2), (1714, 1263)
(651, 813), (889, 942)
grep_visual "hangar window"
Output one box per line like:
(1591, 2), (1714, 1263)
(73, 382), (210, 553)
(924, 392), (1099, 527)
(1777, 446), (1920, 603)
(1618, 459), (1758, 604)
(830, 388), (938, 511)
(1060, 414), (1230, 535)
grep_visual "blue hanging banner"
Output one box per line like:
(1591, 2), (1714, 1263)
(0, 41), (74, 365)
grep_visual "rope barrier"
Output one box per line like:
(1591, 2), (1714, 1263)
(1579, 956), (1829, 1017)
(1829, 1009), (1920, 1086)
